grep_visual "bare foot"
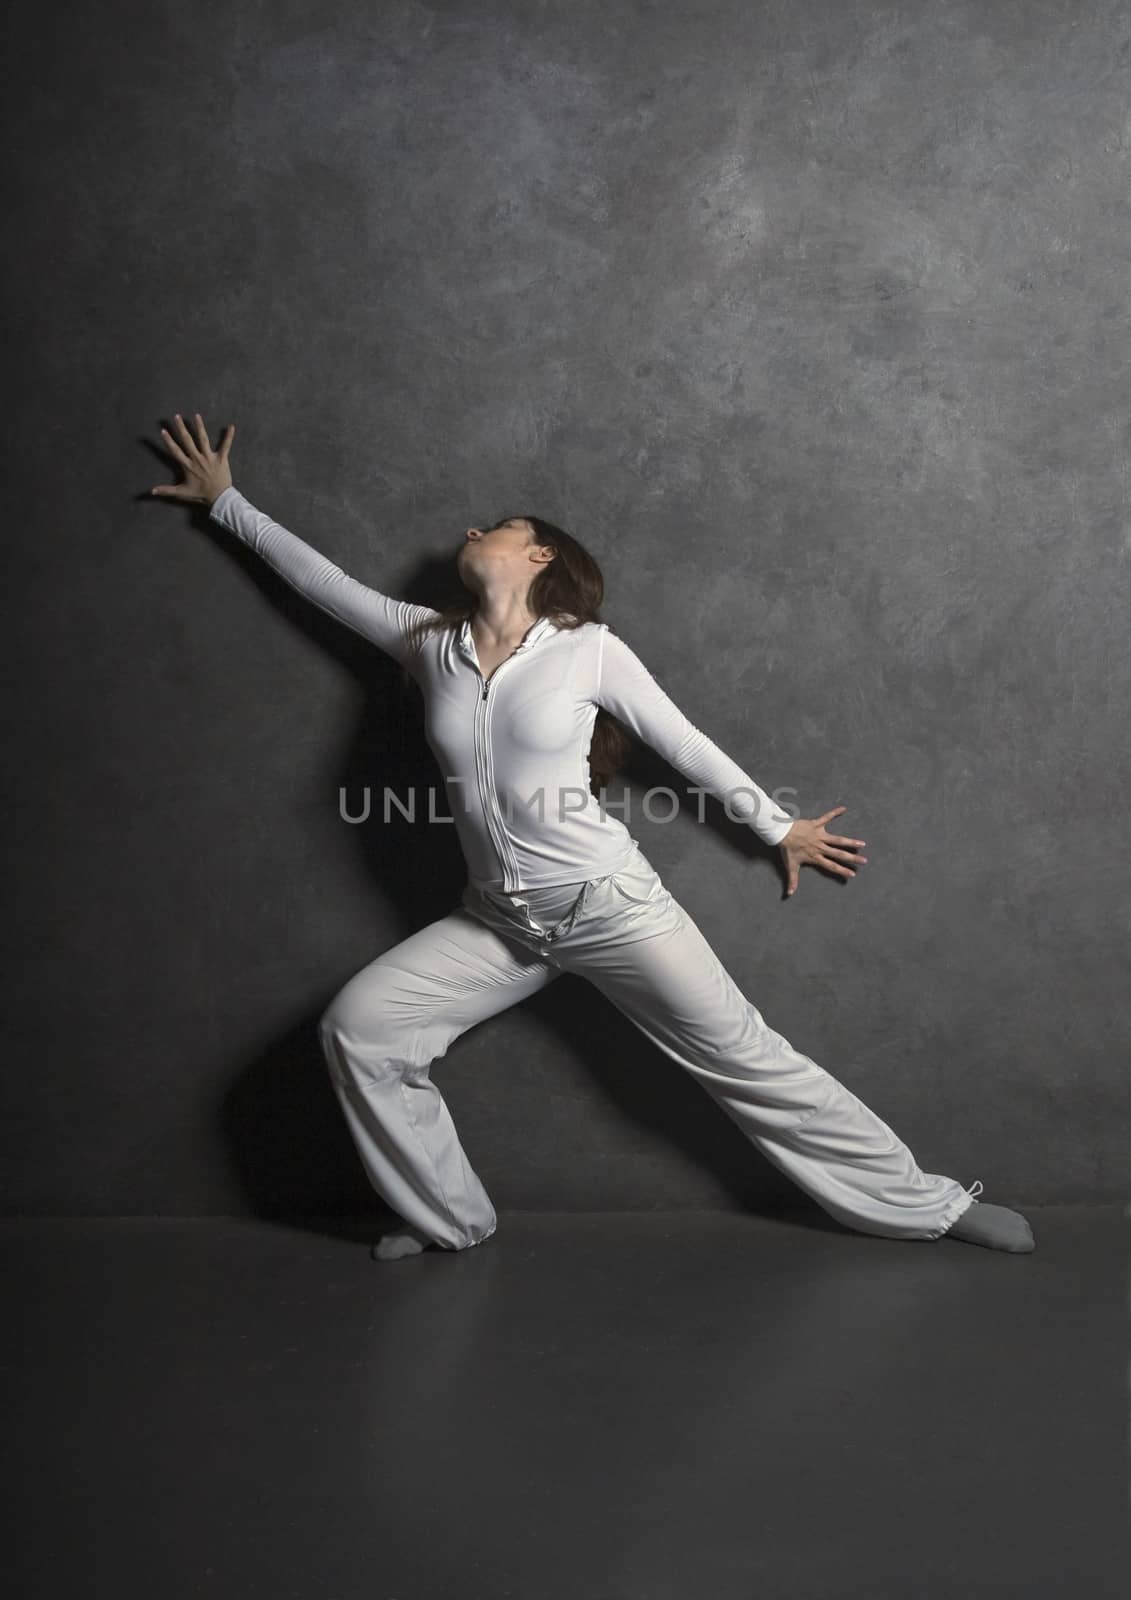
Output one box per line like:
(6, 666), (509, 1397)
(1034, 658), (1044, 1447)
(371, 1225), (434, 1261)
(945, 1199), (1035, 1253)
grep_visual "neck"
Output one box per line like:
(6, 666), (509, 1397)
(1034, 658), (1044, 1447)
(470, 586), (541, 646)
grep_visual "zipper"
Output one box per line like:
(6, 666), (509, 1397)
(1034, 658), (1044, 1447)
(469, 644), (527, 890)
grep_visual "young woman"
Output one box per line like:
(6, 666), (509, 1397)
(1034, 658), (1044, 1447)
(152, 413), (1035, 1260)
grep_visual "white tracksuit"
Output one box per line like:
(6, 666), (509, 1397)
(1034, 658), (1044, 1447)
(210, 488), (981, 1249)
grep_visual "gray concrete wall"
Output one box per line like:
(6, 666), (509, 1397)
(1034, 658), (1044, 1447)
(5, 0), (1128, 1214)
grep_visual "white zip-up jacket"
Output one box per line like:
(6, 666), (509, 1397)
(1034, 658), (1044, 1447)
(209, 488), (796, 890)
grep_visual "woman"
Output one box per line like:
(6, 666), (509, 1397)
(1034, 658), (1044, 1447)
(152, 413), (1035, 1259)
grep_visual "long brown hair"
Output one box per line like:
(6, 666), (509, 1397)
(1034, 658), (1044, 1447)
(401, 514), (630, 797)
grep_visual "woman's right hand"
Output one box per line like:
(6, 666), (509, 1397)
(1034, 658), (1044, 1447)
(151, 412), (235, 507)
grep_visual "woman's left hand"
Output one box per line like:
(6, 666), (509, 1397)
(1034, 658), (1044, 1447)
(778, 806), (868, 898)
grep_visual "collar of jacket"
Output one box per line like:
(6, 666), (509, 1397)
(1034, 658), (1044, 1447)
(456, 614), (559, 663)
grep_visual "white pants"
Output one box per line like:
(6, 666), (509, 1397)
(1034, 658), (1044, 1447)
(318, 839), (981, 1250)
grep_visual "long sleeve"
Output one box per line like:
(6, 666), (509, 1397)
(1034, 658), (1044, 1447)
(208, 486), (439, 668)
(593, 626), (795, 847)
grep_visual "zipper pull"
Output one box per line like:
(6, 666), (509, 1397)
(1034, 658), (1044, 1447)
(482, 681), (490, 701)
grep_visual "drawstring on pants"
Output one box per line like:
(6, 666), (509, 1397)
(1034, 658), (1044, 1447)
(965, 1179), (984, 1202)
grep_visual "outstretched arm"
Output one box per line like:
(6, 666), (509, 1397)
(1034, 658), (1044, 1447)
(593, 626), (795, 846)
(150, 413), (437, 670)
(208, 487), (439, 669)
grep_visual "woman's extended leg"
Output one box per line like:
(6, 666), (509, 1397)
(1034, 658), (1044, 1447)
(318, 905), (560, 1252)
(542, 846), (1030, 1246)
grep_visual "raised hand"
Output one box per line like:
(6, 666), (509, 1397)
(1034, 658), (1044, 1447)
(778, 806), (868, 898)
(150, 412), (235, 507)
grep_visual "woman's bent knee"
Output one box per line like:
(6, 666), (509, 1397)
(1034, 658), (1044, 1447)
(318, 992), (386, 1086)
(318, 991), (426, 1091)
(318, 975), (390, 1050)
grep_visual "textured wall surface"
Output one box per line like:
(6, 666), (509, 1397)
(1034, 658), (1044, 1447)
(4, 0), (1129, 1214)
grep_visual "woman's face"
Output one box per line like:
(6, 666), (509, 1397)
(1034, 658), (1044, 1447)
(456, 518), (553, 589)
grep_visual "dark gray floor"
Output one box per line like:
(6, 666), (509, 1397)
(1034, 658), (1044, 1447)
(4, 1206), (1127, 1599)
